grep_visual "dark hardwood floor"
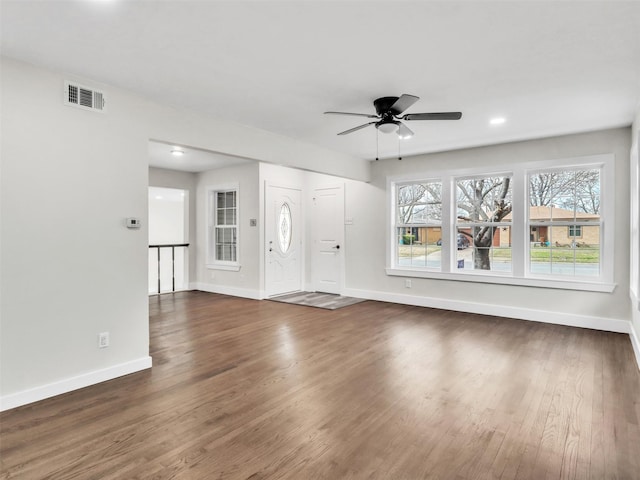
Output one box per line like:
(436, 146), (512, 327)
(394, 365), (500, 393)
(1, 291), (639, 479)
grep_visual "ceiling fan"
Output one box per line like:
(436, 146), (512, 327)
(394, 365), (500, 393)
(324, 94), (462, 139)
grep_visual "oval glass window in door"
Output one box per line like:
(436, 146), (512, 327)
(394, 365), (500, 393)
(278, 203), (292, 253)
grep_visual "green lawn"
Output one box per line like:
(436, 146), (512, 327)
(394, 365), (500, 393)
(529, 246), (599, 263)
(489, 246), (599, 263)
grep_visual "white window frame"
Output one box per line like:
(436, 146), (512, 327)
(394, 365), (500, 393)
(394, 179), (443, 271)
(525, 161), (608, 285)
(386, 154), (615, 292)
(207, 184), (240, 272)
(454, 172), (514, 276)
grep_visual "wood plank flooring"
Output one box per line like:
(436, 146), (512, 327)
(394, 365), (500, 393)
(1, 291), (639, 479)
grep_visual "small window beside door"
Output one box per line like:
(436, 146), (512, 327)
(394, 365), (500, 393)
(207, 185), (240, 271)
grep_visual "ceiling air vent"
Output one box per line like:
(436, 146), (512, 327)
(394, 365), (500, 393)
(64, 81), (106, 112)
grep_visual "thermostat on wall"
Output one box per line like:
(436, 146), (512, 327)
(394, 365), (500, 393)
(126, 217), (141, 229)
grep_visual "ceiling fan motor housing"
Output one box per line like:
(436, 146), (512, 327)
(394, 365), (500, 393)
(373, 96), (400, 116)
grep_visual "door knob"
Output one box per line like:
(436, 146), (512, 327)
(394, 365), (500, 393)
(333, 245), (340, 250)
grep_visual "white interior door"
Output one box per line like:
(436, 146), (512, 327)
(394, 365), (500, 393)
(265, 184), (302, 297)
(312, 185), (345, 294)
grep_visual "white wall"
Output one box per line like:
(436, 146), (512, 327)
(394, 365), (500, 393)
(343, 128), (633, 333)
(194, 162), (261, 298)
(0, 57), (367, 410)
(148, 188), (186, 244)
(1, 58), (151, 409)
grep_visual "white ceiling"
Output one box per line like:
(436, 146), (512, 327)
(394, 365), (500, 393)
(2, 1), (640, 162)
(148, 140), (253, 173)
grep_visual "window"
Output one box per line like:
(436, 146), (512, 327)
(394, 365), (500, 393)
(208, 186), (239, 270)
(278, 203), (292, 253)
(568, 225), (582, 238)
(456, 175), (512, 272)
(395, 181), (442, 269)
(527, 167), (601, 278)
(388, 154), (614, 291)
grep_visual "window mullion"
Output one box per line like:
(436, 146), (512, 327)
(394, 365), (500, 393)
(512, 166), (526, 277)
(441, 176), (453, 273)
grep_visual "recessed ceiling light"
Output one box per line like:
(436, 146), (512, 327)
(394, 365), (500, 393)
(490, 117), (506, 126)
(155, 195), (163, 200)
(170, 148), (185, 156)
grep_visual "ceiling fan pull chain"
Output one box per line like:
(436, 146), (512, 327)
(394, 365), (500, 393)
(398, 137), (402, 161)
(376, 129), (379, 161)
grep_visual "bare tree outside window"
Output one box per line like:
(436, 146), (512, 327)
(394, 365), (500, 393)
(396, 182), (443, 268)
(529, 169), (600, 215)
(397, 183), (442, 224)
(457, 176), (512, 270)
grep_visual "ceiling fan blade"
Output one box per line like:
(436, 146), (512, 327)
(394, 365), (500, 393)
(389, 94), (420, 115)
(397, 122), (414, 139)
(402, 112), (463, 121)
(337, 122), (377, 135)
(324, 111), (379, 119)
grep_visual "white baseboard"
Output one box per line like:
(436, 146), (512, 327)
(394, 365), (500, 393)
(342, 287), (631, 334)
(0, 356), (152, 412)
(630, 324), (640, 372)
(193, 282), (263, 300)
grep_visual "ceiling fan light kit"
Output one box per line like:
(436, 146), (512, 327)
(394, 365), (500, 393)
(324, 93), (462, 141)
(377, 121), (399, 134)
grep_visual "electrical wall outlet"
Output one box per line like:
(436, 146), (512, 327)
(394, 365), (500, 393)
(98, 332), (110, 349)
(405, 279), (412, 288)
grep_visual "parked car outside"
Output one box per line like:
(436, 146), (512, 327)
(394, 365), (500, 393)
(457, 234), (470, 249)
(435, 234), (471, 249)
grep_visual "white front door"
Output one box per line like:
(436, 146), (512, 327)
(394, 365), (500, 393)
(312, 185), (345, 294)
(265, 184), (302, 297)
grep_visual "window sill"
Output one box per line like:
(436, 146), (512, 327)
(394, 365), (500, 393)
(386, 267), (616, 293)
(207, 263), (241, 272)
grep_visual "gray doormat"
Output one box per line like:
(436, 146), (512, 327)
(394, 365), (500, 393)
(269, 291), (366, 310)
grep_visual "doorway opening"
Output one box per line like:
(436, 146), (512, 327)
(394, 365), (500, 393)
(148, 186), (190, 295)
